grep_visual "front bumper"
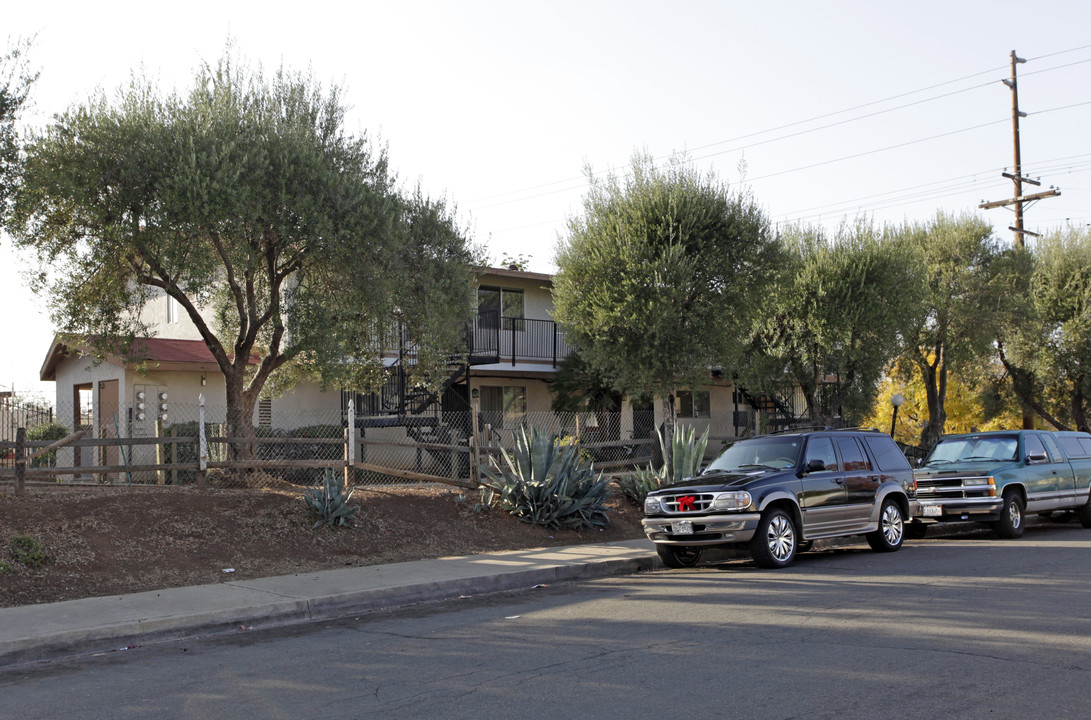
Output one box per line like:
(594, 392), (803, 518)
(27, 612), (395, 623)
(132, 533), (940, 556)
(641, 512), (761, 546)
(916, 497), (1003, 522)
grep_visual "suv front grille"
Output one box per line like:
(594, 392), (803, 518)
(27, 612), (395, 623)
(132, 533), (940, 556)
(915, 477), (993, 500)
(659, 493), (716, 514)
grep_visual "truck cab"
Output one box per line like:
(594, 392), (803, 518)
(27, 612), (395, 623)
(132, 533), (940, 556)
(913, 430), (1091, 538)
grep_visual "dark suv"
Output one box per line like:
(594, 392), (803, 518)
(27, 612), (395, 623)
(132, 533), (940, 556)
(642, 428), (918, 568)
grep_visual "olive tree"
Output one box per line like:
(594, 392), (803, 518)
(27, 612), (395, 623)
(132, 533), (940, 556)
(896, 213), (1008, 451)
(0, 37), (36, 227)
(553, 154), (777, 466)
(999, 227), (1091, 430)
(11, 54), (477, 451)
(742, 219), (924, 426)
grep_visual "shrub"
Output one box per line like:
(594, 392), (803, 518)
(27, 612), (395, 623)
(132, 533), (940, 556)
(0, 560), (12, 575)
(616, 425), (710, 505)
(303, 468), (359, 528)
(27, 422), (69, 467)
(478, 425), (611, 531)
(12, 535), (46, 567)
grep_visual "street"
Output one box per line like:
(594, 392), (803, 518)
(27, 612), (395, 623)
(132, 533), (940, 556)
(5, 522), (1091, 719)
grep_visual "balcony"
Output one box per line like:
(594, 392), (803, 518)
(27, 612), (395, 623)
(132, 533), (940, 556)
(469, 311), (571, 367)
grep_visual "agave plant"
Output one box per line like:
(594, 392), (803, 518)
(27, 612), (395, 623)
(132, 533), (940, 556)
(303, 468), (359, 528)
(478, 425), (611, 531)
(617, 425), (709, 505)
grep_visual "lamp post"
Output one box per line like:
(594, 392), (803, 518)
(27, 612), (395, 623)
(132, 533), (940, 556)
(890, 394), (905, 438)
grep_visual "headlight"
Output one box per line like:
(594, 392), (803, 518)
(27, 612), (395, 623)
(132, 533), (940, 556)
(711, 491), (752, 511)
(962, 477), (994, 486)
(644, 496), (662, 515)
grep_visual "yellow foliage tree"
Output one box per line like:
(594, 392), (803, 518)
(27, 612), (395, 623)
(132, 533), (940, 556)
(865, 358), (1023, 448)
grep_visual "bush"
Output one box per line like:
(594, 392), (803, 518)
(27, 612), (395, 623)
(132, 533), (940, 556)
(616, 425), (710, 505)
(0, 560), (12, 575)
(27, 422), (69, 467)
(478, 425), (611, 531)
(12, 535), (46, 567)
(303, 468), (359, 528)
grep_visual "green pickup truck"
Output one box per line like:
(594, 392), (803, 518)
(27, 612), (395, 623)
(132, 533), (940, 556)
(913, 430), (1091, 538)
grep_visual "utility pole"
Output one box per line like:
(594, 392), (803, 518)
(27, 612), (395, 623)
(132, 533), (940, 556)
(978, 50), (1060, 247)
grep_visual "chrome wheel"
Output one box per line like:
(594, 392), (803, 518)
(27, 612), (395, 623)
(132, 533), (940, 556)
(880, 502), (904, 546)
(867, 498), (905, 553)
(767, 513), (795, 562)
(1007, 500), (1022, 529)
(750, 508), (799, 568)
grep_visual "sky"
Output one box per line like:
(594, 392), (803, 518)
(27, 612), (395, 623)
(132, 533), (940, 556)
(3, 0), (1090, 397)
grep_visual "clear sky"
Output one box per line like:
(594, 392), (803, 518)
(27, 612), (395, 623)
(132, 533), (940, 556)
(3, 0), (1090, 397)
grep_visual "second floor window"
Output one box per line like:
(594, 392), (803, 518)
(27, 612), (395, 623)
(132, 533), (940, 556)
(478, 286), (525, 331)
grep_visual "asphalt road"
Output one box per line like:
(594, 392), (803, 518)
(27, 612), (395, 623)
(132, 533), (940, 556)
(5, 521), (1091, 719)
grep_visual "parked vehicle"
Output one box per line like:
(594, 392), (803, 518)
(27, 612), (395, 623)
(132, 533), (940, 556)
(912, 430), (1091, 538)
(641, 428), (918, 569)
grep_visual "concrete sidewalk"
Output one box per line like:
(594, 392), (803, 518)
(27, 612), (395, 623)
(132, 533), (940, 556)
(0, 539), (658, 667)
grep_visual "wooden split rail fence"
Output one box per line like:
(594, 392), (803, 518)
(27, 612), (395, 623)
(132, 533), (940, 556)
(0, 400), (657, 497)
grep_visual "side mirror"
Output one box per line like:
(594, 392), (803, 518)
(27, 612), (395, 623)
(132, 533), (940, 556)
(1026, 452), (1047, 464)
(805, 459), (826, 472)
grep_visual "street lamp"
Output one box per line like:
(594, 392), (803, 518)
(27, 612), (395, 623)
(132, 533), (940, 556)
(890, 394), (905, 437)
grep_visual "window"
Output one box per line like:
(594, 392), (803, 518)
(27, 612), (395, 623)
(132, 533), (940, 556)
(479, 385), (527, 428)
(1023, 433), (1047, 460)
(258, 398), (272, 429)
(804, 437), (839, 472)
(676, 390), (710, 418)
(478, 286), (525, 331)
(835, 437), (871, 471)
(1040, 433), (1063, 463)
(863, 435), (912, 472)
(166, 294), (179, 324)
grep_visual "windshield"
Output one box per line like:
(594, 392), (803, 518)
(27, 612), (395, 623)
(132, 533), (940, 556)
(704, 437), (803, 472)
(925, 435), (1018, 465)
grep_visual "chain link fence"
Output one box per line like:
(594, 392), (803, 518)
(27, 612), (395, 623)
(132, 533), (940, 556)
(2, 396), (790, 494)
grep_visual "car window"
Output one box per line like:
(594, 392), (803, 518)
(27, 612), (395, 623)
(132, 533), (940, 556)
(1024, 433), (1047, 460)
(835, 437), (870, 471)
(1040, 433), (1064, 463)
(804, 437), (839, 471)
(704, 437), (803, 472)
(927, 435), (1018, 463)
(863, 434), (912, 472)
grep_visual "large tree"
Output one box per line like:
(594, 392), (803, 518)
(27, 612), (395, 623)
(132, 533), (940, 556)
(0, 37), (36, 227)
(742, 219), (924, 426)
(11, 54), (477, 448)
(999, 227), (1091, 430)
(896, 213), (1008, 451)
(552, 154), (778, 466)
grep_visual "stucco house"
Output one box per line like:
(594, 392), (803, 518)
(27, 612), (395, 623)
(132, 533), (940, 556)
(40, 265), (795, 474)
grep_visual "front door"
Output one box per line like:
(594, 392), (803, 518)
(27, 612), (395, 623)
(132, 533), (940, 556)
(798, 436), (849, 536)
(98, 380), (119, 468)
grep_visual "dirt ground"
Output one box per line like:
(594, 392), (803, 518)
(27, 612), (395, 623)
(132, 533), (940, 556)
(0, 476), (647, 608)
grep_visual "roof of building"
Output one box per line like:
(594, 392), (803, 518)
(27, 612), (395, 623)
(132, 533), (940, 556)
(40, 336), (258, 381)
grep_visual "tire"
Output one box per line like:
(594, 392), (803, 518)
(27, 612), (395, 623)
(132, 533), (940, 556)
(1078, 501), (1091, 529)
(866, 498), (905, 552)
(657, 544), (702, 569)
(992, 492), (1025, 539)
(750, 507), (798, 569)
(905, 521), (928, 540)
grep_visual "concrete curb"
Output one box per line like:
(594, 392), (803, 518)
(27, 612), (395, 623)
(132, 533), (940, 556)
(0, 540), (659, 668)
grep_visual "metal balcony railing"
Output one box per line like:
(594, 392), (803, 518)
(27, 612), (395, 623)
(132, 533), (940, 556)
(469, 311), (570, 367)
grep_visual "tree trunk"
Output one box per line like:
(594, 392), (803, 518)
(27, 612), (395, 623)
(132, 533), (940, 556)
(661, 392), (676, 475)
(224, 373), (259, 463)
(918, 352), (947, 454)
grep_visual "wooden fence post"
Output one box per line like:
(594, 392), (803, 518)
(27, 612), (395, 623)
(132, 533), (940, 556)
(14, 427), (25, 496)
(344, 398), (355, 487)
(470, 398), (481, 487)
(155, 418), (166, 485)
(197, 393), (208, 491)
(170, 426), (178, 486)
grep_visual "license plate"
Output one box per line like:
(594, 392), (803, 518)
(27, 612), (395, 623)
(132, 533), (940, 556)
(923, 505), (942, 517)
(671, 521), (694, 535)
